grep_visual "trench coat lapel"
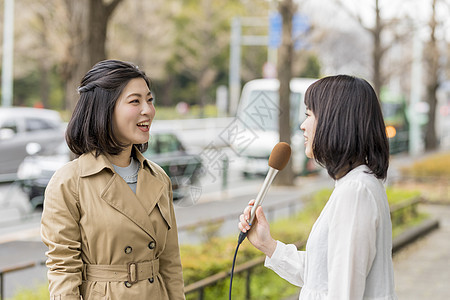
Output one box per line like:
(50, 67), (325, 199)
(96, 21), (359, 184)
(100, 172), (164, 239)
(81, 152), (165, 239)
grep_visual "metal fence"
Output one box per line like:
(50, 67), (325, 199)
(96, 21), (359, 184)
(0, 261), (45, 300)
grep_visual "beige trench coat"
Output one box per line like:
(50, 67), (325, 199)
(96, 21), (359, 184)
(41, 149), (185, 299)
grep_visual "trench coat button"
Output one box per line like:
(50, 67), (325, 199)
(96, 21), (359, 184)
(148, 277), (154, 283)
(124, 246), (132, 254)
(148, 241), (156, 250)
(124, 281), (132, 288)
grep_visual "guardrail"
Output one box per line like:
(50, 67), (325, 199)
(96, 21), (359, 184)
(178, 197), (303, 234)
(390, 196), (422, 227)
(0, 261), (45, 300)
(0, 174), (18, 184)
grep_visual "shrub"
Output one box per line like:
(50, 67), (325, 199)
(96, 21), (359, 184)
(400, 152), (450, 177)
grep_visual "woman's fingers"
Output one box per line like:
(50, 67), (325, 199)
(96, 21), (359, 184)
(238, 199), (257, 233)
(239, 213), (251, 232)
(243, 199), (256, 223)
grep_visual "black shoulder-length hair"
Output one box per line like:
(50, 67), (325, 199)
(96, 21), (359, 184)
(66, 59), (151, 157)
(305, 75), (389, 180)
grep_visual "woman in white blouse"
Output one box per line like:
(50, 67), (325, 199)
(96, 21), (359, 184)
(238, 75), (397, 300)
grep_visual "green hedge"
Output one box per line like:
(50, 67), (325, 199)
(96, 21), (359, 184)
(401, 152), (450, 177)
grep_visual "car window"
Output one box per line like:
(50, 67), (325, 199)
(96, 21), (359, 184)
(0, 119), (18, 133)
(147, 133), (184, 155)
(25, 118), (56, 131)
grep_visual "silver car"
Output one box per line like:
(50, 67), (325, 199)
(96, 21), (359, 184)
(0, 107), (65, 180)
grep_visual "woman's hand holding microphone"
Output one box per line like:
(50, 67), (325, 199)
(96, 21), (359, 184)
(238, 199), (277, 258)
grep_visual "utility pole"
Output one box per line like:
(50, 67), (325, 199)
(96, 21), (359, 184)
(409, 26), (423, 156)
(229, 17), (242, 116)
(1, 0), (14, 107)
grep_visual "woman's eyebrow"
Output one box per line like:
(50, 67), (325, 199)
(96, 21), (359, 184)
(126, 91), (152, 98)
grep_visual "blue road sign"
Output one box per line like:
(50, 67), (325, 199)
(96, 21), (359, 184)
(269, 13), (282, 49)
(268, 12), (309, 50)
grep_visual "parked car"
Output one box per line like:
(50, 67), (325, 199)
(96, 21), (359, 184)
(0, 107), (65, 180)
(142, 131), (203, 200)
(17, 131), (203, 209)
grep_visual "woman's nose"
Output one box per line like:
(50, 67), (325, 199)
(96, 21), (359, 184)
(299, 121), (305, 131)
(141, 102), (154, 115)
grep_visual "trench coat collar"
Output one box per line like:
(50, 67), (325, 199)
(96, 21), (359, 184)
(78, 149), (166, 239)
(79, 148), (155, 178)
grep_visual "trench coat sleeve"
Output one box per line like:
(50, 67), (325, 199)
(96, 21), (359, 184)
(41, 165), (82, 300)
(158, 179), (185, 299)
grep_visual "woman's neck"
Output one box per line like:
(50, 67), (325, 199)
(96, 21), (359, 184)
(335, 161), (365, 179)
(106, 146), (133, 167)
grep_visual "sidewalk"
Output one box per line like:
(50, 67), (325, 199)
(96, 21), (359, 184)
(393, 204), (450, 300)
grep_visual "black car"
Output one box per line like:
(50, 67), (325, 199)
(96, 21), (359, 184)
(17, 131), (203, 209)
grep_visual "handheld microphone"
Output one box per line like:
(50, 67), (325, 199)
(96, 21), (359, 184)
(237, 142), (291, 244)
(229, 142), (291, 299)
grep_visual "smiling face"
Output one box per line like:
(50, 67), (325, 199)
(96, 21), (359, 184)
(112, 78), (155, 150)
(300, 108), (317, 159)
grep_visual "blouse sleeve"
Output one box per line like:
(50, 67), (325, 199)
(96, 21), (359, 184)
(327, 180), (378, 299)
(264, 240), (306, 287)
(41, 169), (83, 300)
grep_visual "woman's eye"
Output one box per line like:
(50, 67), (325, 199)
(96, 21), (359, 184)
(147, 98), (154, 103)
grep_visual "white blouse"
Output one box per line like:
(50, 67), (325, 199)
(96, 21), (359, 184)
(265, 165), (397, 300)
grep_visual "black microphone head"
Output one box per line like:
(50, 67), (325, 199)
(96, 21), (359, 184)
(268, 142), (291, 170)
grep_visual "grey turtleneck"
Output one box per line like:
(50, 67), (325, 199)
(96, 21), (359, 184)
(112, 157), (140, 194)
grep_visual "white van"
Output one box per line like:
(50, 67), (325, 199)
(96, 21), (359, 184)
(232, 77), (318, 177)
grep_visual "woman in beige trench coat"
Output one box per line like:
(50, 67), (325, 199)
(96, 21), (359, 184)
(41, 60), (185, 299)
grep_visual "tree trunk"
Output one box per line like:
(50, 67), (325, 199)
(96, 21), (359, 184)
(88, 0), (109, 67)
(424, 0), (439, 150)
(62, 0), (90, 112)
(276, 0), (295, 186)
(39, 64), (50, 108)
(62, 0), (124, 111)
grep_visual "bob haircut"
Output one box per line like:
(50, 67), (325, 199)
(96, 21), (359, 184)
(305, 75), (389, 180)
(66, 59), (151, 157)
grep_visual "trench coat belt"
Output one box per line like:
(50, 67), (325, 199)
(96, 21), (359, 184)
(82, 259), (160, 284)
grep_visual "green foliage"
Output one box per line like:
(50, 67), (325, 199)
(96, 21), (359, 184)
(165, 0), (246, 107)
(298, 54), (321, 78)
(155, 105), (220, 120)
(386, 188), (421, 205)
(13, 67), (64, 110)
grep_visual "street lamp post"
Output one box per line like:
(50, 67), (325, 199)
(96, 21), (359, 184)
(1, 0), (14, 107)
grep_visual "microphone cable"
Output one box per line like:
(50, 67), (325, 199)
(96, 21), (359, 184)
(229, 231), (247, 300)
